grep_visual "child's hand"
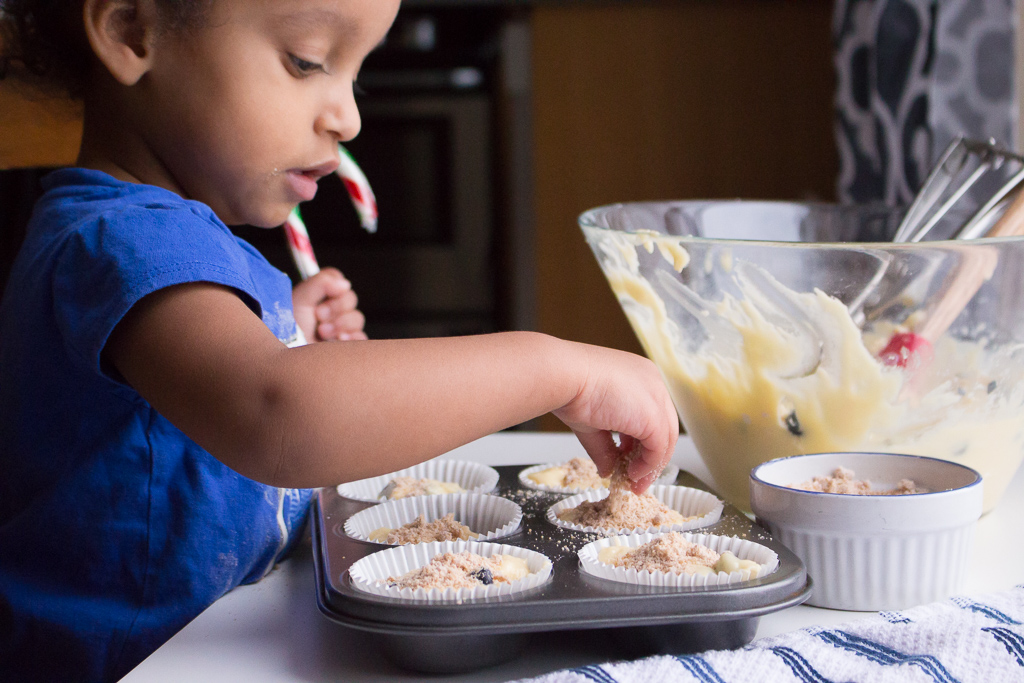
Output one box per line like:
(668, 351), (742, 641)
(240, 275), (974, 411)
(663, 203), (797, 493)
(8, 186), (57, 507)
(292, 268), (367, 342)
(552, 344), (679, 495)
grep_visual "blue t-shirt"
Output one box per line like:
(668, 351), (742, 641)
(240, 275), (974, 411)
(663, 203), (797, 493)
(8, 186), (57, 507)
(0, 168), (314, 682)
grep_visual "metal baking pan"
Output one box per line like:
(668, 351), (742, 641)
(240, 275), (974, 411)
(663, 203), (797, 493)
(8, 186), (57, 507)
(312, 465), (811, 673)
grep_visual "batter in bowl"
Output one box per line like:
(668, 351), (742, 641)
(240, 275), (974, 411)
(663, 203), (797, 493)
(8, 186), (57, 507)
(594, 231), (1024, 513)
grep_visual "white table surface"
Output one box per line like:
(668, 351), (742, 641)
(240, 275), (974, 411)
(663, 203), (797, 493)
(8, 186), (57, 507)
(123, 432), (1024, 682)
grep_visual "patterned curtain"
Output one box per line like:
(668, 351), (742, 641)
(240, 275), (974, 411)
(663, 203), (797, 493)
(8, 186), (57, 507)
(834, 0), (1018, 208)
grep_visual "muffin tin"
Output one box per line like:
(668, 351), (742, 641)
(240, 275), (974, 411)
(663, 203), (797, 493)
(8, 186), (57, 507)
(312, 465), (811, 674)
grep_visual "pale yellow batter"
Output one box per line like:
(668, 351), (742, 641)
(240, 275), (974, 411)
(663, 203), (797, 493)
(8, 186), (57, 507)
(526, 458), (610, 490)
(378, 477), (464, 500)
(593, 231), (1024, 513)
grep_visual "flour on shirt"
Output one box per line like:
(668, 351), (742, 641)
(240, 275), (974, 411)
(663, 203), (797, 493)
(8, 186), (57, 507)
(262, 301), (304, 347)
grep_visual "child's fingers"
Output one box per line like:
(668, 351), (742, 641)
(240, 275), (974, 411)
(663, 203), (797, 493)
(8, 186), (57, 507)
(617, 433), (671, 493)
(335, 310), (365, 331)
(552, 343), (679, 493)
(315, 290), (359, 321)
(293, 268), (350, 308)
(575, 430), (673, 494)
(321, 268), (352, 295)
(314, 266), (350, 288)
(318, 310), (366, 340)
(562, 426), (676, 493)
(631, 427), (676, 481)
(628, 469), (660, 495)
(573, 429), (619, 478)
(318, 310), (364, 336)
(626, 440), (666, 494)
(625, 434), (658, 483)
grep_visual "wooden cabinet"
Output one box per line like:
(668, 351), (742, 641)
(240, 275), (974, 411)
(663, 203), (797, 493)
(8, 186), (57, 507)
(0, 80), (81, 170)
(532, 1), (837, 352)
(530, 1), (837, 429)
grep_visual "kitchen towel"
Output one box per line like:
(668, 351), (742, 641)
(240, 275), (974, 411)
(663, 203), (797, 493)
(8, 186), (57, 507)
(510, 585), (1024, 683)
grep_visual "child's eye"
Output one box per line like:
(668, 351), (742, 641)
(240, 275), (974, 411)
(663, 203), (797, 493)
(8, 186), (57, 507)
(288, 54), (326, 76)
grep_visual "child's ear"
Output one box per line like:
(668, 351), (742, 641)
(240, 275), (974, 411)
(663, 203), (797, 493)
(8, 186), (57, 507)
(82, 0), (161, 86)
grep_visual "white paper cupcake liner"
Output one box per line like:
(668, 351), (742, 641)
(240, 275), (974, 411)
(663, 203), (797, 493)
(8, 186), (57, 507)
(348, 540), (552, 602)
(546, 484), (723, 534)
(343, 493), (523, 545)
(336, 459), (500, 503)
(518, 462), (680, 494)
(578, 531), (779, 588)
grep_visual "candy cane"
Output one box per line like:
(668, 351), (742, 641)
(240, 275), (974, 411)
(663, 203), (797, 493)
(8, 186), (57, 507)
(283, 144), (377, 280)
(283, 207), (320, 280)
(337, 144), (378, 234)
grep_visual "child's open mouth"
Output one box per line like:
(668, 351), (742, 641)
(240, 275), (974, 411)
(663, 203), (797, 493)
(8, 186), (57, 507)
(286, 160), (341, 202)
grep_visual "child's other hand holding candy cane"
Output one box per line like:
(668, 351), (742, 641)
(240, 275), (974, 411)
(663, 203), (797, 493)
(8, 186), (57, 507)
(292, 268), (366, 342)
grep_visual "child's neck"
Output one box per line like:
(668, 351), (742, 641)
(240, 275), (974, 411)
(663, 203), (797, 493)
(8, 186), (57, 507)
(76, 78), (186, 199)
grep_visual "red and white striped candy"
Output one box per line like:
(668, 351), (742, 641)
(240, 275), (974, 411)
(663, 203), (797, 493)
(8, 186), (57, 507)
(283, 208), (320, 280)
(337, 144), (378, 234)
(282, 144), (377, 280)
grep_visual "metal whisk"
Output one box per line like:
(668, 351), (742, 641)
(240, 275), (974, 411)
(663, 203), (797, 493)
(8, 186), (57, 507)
(848, 137), (1024, 327)
(893, 136), (1024, 243)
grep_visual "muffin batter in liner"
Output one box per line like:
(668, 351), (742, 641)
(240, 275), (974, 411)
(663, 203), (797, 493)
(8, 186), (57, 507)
(578, 531), (778, 587)
(343, 493), (523, 545)
(518, 462), (680, 494)
(546, 484), (722, 534)
(349, 540), (552, 602)
(337, 460), (500, 503)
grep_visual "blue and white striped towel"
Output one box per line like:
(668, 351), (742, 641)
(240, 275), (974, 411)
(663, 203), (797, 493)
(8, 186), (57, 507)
(510, 586), (1024, 683)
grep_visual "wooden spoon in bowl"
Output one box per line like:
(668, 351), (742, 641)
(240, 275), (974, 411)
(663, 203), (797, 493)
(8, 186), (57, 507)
(879, 189), (1024, 368)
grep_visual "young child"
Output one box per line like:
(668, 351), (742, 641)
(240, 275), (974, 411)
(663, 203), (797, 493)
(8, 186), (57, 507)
(0, 1), (679, 680)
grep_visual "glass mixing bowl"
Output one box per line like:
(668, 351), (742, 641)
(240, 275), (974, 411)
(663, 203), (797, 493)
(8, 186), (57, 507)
(580, 200), (1024, 513)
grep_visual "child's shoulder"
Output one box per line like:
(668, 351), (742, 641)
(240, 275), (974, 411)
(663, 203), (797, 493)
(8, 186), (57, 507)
(37, 167), (218, 228)
(16, 167), (266, 304)
(28, 167), (240, 259)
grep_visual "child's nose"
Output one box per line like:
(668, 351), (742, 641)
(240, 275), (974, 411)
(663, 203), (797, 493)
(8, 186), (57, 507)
(315, 86), (361, 142)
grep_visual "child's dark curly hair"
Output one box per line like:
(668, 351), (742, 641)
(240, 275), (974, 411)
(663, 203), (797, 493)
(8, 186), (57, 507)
(0, 0), (209, 98)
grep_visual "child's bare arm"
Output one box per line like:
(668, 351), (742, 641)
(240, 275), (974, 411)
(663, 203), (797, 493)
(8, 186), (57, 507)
(105, 282), (678, 491)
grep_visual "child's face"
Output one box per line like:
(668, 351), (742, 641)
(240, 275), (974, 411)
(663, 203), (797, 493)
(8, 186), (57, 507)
(137, 0), (400, 227)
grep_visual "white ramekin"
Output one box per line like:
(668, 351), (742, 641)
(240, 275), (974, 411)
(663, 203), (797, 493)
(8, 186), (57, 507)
(750, 452), (983, 611)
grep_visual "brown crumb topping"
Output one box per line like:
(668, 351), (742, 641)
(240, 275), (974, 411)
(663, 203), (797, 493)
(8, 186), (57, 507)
(383, 513), (475, 545)
(612, 533), (720, 574)
(557, 447), (686, 530)
(386, 551), (518, 590)
(792, 466), (922, 495)
(560, 458), (610, 488)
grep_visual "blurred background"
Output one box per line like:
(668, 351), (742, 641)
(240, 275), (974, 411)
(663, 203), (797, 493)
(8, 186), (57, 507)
(2, 0), (1019, 430)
